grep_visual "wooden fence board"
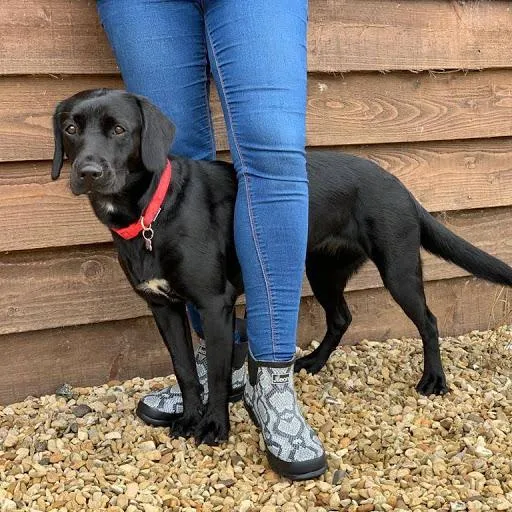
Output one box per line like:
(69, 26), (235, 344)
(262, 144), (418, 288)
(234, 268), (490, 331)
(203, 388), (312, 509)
(2, 70), (512, 163)
(0, 166), (111, 251)
(304, 70), (512, 147)
(0, 245), (149, 336)
(302, 277), (512, 350)
(2, 276), (510, 404)
(0, 317), (168, 405)
(309, 0), (512, 72)
(348, 138), (512, 212)
(2, 1), (511, 75)
(1, 207), (511, 335)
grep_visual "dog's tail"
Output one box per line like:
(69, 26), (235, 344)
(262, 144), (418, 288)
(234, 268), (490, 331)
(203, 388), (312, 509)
(418, 204), (512, 286)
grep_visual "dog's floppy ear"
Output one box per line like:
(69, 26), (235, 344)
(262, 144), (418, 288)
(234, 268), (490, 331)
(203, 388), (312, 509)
(135, 95), (176, 173)
(51, 101), (66, 180)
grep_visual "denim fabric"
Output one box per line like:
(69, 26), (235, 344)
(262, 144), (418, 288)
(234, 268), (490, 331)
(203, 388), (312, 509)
(97, 0), (308, 361)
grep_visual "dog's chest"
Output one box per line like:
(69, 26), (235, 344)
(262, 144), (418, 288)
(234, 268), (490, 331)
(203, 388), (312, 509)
(119, 243), (183, 304)
(135, 278), (182, 302)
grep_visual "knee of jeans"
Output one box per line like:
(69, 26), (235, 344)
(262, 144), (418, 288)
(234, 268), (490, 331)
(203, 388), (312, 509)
(237, 139), (307, 181)
(232, 118), (306, 181)
(237, 143), (307, 182)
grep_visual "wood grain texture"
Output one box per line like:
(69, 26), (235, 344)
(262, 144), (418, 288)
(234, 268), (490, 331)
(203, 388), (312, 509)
(3, 70), (512, 163)
(301, 277), (512, 348)
(0, 0), (118, 76)
(308, 0), (512, 72)
(0, 245), (150, 336)
(0, 317), (168, 405)
(0, 75), (123, 163)
(0, 165), (110, 251)
(303, 70), (512, 147)
(1, 207), (511, 335)
(2, 1), (511, 75)
(347, 138), (512, 213)
(2, 276), (510, 404)
(3, 136), (512, 252)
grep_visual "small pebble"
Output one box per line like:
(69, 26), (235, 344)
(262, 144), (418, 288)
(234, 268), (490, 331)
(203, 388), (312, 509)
(496, 499), (512, 511)
(332, 469), (347, 485)
(55, 383), (73, 399)
(125, 482), (139, 499)
(138, 440), (156, 452)
(473, 445), (493, 458)
(239, 500), (253, 512)
(3, 434), (17, 448)
(72, 404), (92, 417)
(105, 431), (122, 440)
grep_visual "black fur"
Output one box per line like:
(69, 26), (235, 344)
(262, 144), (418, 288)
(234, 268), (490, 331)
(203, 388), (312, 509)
(52, 89), (512, 444)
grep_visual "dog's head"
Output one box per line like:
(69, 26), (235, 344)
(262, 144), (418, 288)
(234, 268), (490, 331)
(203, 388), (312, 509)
(51, 89), (175, 196)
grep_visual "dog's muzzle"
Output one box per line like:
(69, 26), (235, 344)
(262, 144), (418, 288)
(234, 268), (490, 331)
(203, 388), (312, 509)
(72, 163), (105, 194)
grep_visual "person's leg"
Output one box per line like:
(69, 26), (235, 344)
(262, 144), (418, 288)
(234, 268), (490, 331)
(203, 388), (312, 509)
(205, 0), (308, 362)
(97, 0), (213, 340)
(205, 0), (326, 479)
(97, 0), (247, 426)
(97, 0), (215, 161)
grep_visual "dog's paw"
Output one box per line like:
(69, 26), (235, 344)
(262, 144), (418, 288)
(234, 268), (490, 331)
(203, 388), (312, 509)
(294, 353), (325, 375)
(416, 372), (449, 396)
(169, 408), (204, 439)
(194, 410), (229, 446)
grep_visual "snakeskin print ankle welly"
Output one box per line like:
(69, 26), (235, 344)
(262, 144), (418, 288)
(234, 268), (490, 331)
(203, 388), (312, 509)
(136, 339), (248, 427)
(244, 353), (327, 480)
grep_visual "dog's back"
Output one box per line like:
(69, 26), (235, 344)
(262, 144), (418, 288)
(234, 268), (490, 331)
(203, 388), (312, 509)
(306, 150), (419, 259)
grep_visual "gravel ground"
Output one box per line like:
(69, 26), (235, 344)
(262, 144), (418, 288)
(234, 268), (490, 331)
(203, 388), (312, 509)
(1, 327), (511, 512)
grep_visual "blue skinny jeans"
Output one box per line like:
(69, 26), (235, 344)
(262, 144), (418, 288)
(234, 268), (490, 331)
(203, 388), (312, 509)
(97, 0), (309, 362)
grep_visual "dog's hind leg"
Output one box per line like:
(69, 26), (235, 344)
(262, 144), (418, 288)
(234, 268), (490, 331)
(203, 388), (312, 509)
(295, 254), (354, 375)
(414, 307), (447, 395)
(375, 251), (448, 396)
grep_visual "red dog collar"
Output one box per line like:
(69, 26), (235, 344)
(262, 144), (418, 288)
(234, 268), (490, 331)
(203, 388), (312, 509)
(112, 160), (172, 250)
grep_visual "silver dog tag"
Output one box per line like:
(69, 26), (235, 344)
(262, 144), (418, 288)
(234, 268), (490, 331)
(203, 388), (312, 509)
(142, 227), (154, 252)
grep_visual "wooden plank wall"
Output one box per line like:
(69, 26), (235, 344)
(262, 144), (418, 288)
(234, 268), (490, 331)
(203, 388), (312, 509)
(1, 0), (512, 403)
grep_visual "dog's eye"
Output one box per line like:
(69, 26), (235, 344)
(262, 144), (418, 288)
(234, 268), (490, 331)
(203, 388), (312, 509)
(65, 124), (77, 135)
(114, 125), (125, 135)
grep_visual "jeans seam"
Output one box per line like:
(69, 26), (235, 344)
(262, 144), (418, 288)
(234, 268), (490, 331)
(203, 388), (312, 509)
(205, 24), (278, 358)
(244, 174), (277, 357)
(202, 42), (216, 158)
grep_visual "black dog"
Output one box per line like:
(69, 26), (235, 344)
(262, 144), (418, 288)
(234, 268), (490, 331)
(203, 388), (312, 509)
(52, 89), (512, 444)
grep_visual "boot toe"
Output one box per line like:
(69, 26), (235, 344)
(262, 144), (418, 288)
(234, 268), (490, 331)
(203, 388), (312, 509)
(266, 450), (327, 480)
(136, 400), (182, 427)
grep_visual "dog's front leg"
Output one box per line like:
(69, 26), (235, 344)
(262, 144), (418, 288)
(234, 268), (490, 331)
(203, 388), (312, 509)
(194, 298), (234, 445)
(150, 303), (204, 438)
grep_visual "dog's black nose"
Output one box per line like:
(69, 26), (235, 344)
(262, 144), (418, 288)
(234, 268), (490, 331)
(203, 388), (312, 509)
(79, 165), (104, 180)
